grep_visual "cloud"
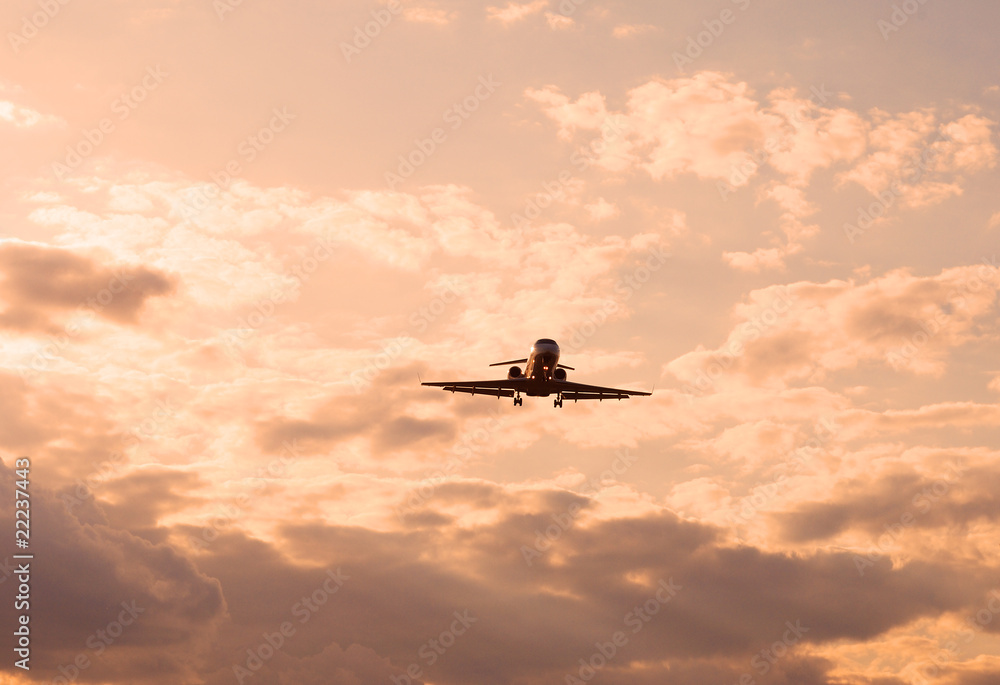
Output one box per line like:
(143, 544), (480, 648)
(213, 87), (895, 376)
(771, 459), (994, 544)
(486, 0), (548, 24)
(544, 11), (574, 30)
(584, 197), (619, 221)
(525, 86), (615, 141)
(0, 459), (226, 682)
(838, 111), (998, 208)
(0, 241), (175, 332)
(0, 82), (64, 128)
(762, 87), (868, 186)
(612, 23), (657, 38)
(403, 4), (457, 24)
(667, 263), (1000, 389)
(722, 246), (788, 273)
(0, 99), (63, 128)
(527, 73), (997, 269)
(123, 484), (1000, 685)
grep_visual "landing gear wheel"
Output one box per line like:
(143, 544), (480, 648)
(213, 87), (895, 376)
(554, 395), (563, 408)
(513, 395), (523, 406)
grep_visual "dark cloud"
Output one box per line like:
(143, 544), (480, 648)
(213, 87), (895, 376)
(0, 372), (126, 481)
(151, 487), (998, 685)
(0, 458), (226, 683)
(375, 415), (455, 449)
(951, 669), (1000, 685)
(737, 329), (818, 381)
(773, 463), (997, 543)
(92, 468), (207, 540)
(0, 242), (174, 332)
(0, 373), (180, 503)
(255, 376), (456, 456)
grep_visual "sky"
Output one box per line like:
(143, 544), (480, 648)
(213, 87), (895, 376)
(1, 0), (999, 683)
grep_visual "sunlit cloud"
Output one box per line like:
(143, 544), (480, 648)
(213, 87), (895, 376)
(3, 2), (1000, 683)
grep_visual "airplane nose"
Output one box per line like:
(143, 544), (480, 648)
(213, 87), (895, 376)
(532, 339), (560, 354)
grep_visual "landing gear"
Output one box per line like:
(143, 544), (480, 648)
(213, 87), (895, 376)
(513, 392), (523, 406)
(554, 393), (563, 408)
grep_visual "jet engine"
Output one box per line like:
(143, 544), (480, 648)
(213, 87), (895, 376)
(508, 366), (523, 380)
(554, 367), (567, 381)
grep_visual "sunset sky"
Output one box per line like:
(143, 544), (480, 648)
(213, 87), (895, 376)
(2, 1), (1000, 684)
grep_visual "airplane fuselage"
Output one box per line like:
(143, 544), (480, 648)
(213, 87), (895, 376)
(524, 338), (559, 386)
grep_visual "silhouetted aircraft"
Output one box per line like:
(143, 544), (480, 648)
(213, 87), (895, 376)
(422, 338), (652, 407)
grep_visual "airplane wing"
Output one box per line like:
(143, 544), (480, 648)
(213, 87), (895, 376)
(553, 380), (651, 401)
(421, 379), (522, 398)
(488, 359), (528, 367)
(421, 378), (651, 402)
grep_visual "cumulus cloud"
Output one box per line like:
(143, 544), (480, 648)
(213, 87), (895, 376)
(722, 246), (788, 273)
(772, 459), (995, 546)
(486, 0), (548, 23)
(544, 11), (575, 30)
(839, 111), (998, 208)
(0, 82), (64, 128)
(584, 197), (619, 221)
(527, 73), (998, 270)
(612, 23), (657, 38)
(128, 484), (1000, 685)
(667, 263), (1000, 389)
(0, 241), (175, 332)
(402, 5), (457, 24)
(0, 459), (226, 682)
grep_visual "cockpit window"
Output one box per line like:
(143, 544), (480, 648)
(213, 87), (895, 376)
(535, 338), (556, 345)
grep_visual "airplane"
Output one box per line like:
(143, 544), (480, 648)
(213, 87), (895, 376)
(421, 338), (652, 407)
